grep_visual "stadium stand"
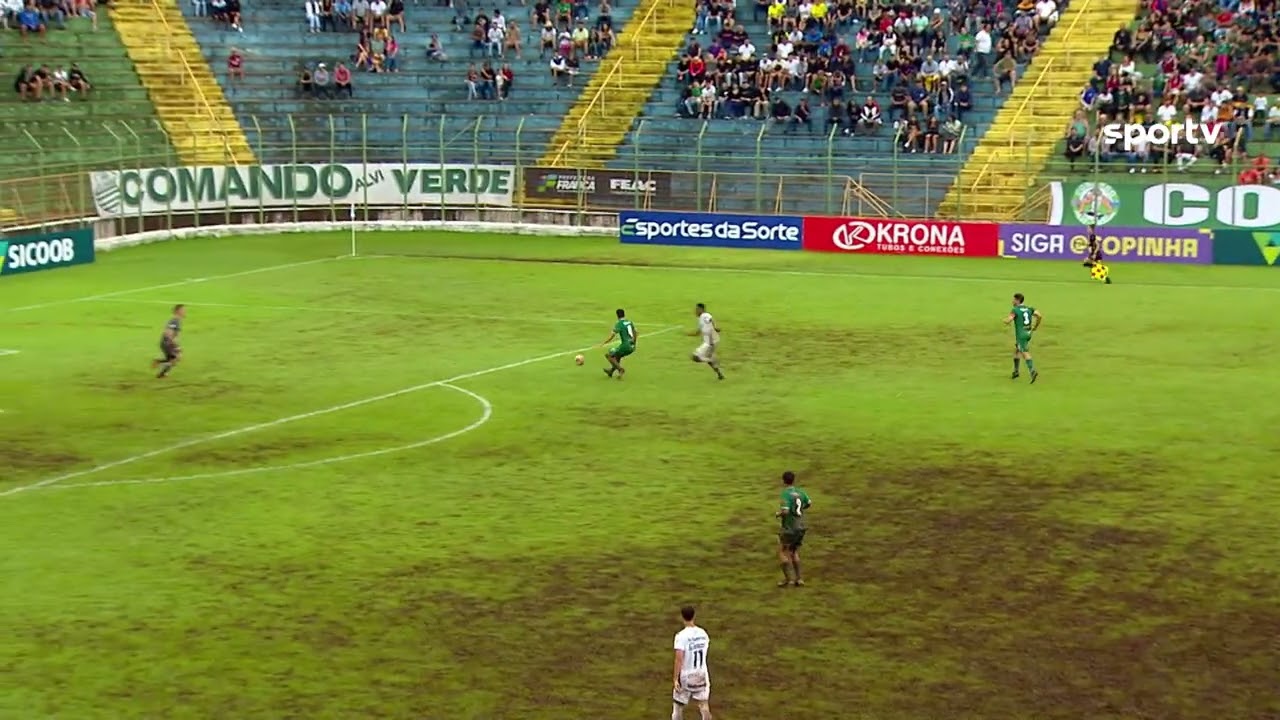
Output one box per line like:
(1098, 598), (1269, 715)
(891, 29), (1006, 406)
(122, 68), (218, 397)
(0, 10), (175, 221)
(1046, 0), (1280, 180)
(111, 0), (255, 165)
(593, 0), (1069, 216)
(937, 0), (1135, 220)
(181, 0), (645, 164)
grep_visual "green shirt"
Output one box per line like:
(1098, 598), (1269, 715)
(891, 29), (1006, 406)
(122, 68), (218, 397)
(779, 487), (811, 532)
(614, 318), (636, 347)
(1011, 304), (1036, 336)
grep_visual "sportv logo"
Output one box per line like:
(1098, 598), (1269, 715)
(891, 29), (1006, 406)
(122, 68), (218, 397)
(1100, 119), (1223, 152)
(621, 217), (800, 242)
(831, 220), (967, 254)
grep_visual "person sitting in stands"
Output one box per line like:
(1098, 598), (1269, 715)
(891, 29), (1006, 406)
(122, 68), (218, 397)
(355, 30), (373, 69)
(297, 65), (314, 96)
(312, 62), (332, 97)
(383, 33), (399, 71)
(334, 61), (353, 95)
(18, 3), (45, 38)
(67, 62), (90, 96)
(427, 33), (447, 62)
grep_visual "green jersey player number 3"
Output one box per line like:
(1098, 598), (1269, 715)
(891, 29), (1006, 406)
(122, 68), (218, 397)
(775, 471), (811, 588)
(1003, 293), (1042, 384)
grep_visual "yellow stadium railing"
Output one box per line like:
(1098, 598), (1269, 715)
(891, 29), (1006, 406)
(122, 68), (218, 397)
(148, 0), (237, 162)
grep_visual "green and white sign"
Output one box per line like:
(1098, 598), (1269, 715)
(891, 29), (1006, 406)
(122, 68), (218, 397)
(0, 229), (95, 276)
(1050, 180), (1280, 230)
(90, 163), (515, 217)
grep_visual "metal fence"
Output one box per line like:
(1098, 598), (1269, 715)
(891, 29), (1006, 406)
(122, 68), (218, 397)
(1, 112), (1259, 230)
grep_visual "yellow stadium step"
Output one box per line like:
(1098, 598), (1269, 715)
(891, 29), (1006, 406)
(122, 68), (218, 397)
(540, 0), (695, 168)
(110, 0), (255, 166)
(938, 0), (1139, 221)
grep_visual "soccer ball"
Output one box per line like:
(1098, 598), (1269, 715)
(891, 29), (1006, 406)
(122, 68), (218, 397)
(574, 354), (585, 366)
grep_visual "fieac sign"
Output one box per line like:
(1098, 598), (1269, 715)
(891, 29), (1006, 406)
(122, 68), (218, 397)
(802, 216), (999, 257)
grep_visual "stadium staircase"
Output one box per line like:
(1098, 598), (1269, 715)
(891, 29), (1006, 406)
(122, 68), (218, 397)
(541, 0), (696, 167)
(183, 1), (641, 165)
(605, 0), (1027, 217)
(110, 0), (254, 164)
(937, 0), (1136, 220)
(0, 15), (174, 223)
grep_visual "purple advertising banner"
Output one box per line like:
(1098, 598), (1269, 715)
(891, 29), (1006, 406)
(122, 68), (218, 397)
(999, 224), (1213, 264)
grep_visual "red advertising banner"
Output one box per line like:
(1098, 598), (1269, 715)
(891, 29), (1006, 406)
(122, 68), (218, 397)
(802, 216), (999, 257)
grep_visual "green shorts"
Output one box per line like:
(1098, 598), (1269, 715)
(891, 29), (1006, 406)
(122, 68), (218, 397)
(609, 344), (634, 359)
(1015, 335), (1031, 353)
(778, 529), (806, 551)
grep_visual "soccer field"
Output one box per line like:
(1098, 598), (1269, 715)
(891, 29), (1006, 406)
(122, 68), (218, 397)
(2, 231), (1278, 719)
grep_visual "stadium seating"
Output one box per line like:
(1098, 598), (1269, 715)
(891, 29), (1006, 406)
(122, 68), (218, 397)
(0, 14), (173, 221)
(181, 0), (643, 164)
(604, 0), (1064, 216)
(1047, 1), (1280, 180)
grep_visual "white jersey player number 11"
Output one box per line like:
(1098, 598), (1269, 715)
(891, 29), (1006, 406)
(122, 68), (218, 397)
(673, 625), (710, 705)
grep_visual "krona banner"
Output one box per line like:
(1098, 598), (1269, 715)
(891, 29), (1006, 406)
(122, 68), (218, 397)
(90, 163), (515, 217)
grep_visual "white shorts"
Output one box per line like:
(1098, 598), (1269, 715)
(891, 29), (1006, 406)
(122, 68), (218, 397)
(693, 341), (717, 361)
(673, 674), (710, 704)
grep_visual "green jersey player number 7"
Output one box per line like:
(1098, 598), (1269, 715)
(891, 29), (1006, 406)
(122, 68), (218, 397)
(601, 308), (637, 380)
(1003, 292), (1042, 384)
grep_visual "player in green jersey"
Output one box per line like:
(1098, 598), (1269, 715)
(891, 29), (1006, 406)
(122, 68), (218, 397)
(1003, 292), (1042, 383)
(601, 308), (637, 379)
(775, 471), (812, 588)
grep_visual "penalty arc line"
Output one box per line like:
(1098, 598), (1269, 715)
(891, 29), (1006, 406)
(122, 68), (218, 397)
(4, 256), (343, 313)
(50, 383), (492, 491)
(0, 325), (681, 498)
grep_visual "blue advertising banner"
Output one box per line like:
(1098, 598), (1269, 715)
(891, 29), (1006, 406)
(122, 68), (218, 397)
(0, 229), (95, 276)
(619, 211), (802, 250)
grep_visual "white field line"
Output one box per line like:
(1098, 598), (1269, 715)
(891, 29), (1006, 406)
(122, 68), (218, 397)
(4, 256), (342, 313)
(90, 299), (606, 326)
(356, 254), (1280, 293)
(1, 325), (680, 498)
(51, 383), (492, 491)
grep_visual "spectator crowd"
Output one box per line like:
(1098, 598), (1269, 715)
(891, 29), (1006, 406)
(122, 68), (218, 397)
(13, 62), (91, 101)
(665, 0), (1063, 152)
(1067, 0), (1279, 182)
(3, 0), (97, 35)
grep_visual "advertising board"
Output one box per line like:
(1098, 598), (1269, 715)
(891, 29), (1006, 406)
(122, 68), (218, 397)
(999, 224), (1213, 264)
(802, 216), (999, 257)
(1051, 180), (1280, 230)
(523, 167), (671, 206)
(1211, 230), (1280, 266)
(619, 211), (802, 250)
(90, 164), (515, 217)
(0, 229), (95, 276)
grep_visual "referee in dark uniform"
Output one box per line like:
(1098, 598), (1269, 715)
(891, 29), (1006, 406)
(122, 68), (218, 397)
(152, 304), (186, 378)
(1082, 224), (1112, 284)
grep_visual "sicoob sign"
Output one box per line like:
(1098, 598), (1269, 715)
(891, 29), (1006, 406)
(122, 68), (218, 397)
(802, 216), (999, 257)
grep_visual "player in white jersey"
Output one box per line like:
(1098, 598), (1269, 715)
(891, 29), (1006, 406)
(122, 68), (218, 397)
(688, 303), (725, 380)
(672, 605), (712, 720)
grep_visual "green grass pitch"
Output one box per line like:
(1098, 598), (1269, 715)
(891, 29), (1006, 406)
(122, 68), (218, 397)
(1, 231), (1278, 719)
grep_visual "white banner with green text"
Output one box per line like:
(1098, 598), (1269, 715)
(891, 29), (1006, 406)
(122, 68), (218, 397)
(89, 163), (515, 217)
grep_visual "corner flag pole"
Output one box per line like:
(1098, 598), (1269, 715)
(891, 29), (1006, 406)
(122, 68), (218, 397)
(349, 202), (357, 257)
